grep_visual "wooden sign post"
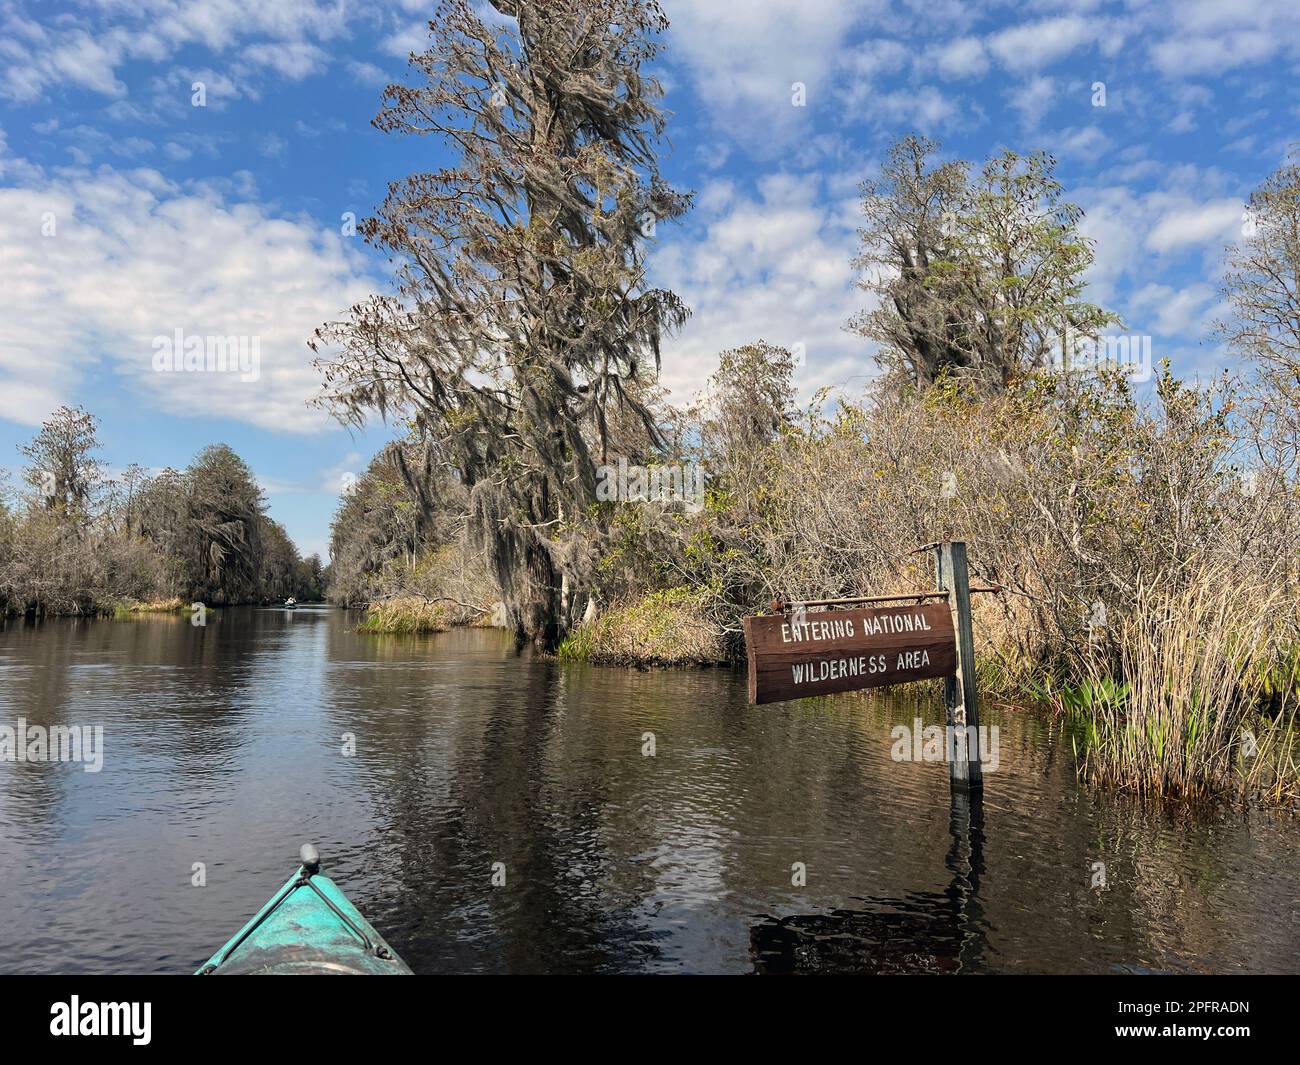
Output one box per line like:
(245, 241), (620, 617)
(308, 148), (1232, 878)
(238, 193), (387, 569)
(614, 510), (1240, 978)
(741, 540), (985, 791)
(743, 601), (956, 704)
(934, 541), (982, 790)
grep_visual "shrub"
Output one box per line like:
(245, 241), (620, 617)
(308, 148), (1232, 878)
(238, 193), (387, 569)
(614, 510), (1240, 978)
(357, 597), (450, 635)
(557, 587), (730, 666)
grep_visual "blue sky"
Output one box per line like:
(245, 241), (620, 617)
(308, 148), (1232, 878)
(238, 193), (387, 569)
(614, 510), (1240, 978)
(1, 0), (1297, 558)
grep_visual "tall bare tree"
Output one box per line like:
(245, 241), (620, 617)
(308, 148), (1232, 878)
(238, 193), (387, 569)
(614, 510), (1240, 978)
(18, 405), (105, 523)
(313, 0), (689, 648)
(1219, 150), (1300, 479)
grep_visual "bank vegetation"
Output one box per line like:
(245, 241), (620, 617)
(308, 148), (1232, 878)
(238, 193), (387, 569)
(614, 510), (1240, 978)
(0, 406), (323, 618)
(316, 2), (1298, 803)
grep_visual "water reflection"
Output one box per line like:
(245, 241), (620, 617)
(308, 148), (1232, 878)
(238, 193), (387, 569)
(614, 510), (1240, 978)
(0, 609), (1297, 974)
(751, 789), (987, 974)
(332, 637), (662, 972)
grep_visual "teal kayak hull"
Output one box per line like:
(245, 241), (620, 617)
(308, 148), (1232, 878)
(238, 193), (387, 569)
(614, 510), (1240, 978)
(197, 861), (412, 975)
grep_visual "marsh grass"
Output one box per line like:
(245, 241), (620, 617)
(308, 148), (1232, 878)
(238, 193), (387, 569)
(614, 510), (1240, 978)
(557, 587), (730, 666)
(1058, 569), (1299, 804)
(357, 597), (450, 635)
(109, 597), (187, 618)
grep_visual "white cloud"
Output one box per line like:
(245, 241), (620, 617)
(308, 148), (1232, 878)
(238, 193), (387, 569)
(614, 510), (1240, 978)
(1147, 0), (1300, 78)
(0, 126), (41, 184)
(0, 161), (377, 431)
(843, 39), (910, 81)
(664, 0), (879, 155)
(241, 41), (330, 81)
(317, 452), (365, 495)
(1127, 282), (1220, 337)
(347, 60), (390, 87)
(1075, 173), (1247, 320)
(1152, 32), (1276, 77)
(652, 173), (869, 402)
(0, 21), (133, 100)
(988, 16), (1099, 70)
(1007, 76), (1057, 131)
(1052, 125), (1113, 160)
(869, 86), (961, 132)
(694, 179), (737, 214)
(1146, 198), (1242, 254)
(381, 20), (431, 59)
(932, 37), (989, 80)
(0, 0), (351, 102)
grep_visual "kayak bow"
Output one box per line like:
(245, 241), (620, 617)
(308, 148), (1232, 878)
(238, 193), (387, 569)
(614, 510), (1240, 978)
(196, 845), (412, 975)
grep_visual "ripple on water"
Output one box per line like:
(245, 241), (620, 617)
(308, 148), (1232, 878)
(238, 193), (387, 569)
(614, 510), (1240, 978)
(0, 611), (1297, 974)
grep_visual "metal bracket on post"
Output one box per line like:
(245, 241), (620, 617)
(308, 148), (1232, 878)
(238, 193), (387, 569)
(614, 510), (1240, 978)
(934, 541), (983, 790)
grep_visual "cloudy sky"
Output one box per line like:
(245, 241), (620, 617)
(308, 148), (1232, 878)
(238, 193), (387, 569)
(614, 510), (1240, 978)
(0, 0), (1296, 557)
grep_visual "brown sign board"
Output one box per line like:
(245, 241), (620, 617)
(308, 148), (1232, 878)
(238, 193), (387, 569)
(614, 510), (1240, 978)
(743, 602), (957, 705)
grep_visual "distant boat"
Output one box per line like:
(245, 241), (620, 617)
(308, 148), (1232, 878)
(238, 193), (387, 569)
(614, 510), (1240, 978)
(195, 845), (412, 975)
(284, 598), (297, 609)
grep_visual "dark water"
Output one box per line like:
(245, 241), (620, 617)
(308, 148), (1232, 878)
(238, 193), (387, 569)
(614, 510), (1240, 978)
(0, 606), (1296, 974)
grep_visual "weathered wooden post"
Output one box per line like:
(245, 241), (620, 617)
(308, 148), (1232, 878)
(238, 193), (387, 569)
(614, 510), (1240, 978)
(934, 541), (982, 789)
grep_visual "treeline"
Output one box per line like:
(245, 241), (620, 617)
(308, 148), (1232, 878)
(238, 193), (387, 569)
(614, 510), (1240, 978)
(315, 2), (1298, 802)
(326, 441), (494, 627)
(0, 406), (322, 617)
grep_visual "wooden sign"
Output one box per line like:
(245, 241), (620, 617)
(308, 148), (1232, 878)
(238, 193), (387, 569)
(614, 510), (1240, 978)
(742, 601), (956, 705)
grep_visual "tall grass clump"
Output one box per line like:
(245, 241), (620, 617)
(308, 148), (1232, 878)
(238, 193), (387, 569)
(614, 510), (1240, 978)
(109, 596), (187, 618)
(1068, 568), (1299, 804)
(557, 587), (730, 666)
(357, 597), (450, 635)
